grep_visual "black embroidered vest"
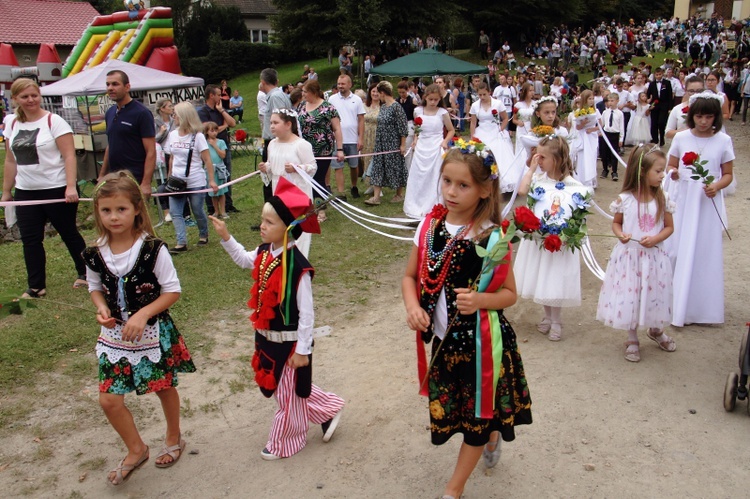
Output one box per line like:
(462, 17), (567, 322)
(82, 238), (167, 325)
(419, 220), (487, 342)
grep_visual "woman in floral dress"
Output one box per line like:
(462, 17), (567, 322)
(298, 79), (344, 222)
(364, 81), (408, 206)
(362, 84), (381, 178)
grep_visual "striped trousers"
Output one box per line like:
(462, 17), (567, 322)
(266, 364), (345, 457)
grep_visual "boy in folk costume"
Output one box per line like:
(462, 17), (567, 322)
(210, 177), (344, 460)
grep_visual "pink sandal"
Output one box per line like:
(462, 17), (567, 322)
(624, 340), (641, 362)
(647, 329), (676, 352)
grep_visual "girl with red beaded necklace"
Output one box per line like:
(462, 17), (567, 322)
(402, 148), (532, 499)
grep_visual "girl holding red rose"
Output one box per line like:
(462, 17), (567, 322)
(514, 136), (592, 341)
(402, 148), (531, 498)
(469, 82), (514, 192)
(666, 93), (734, 327)
(404, 84), (454, 219)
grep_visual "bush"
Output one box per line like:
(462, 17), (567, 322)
(181, 37), (310, 82)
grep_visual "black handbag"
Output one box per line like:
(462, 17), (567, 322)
(164, 135), (195, 193)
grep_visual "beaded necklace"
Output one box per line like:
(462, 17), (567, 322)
(256, 250), (281, 312)
(420, 217), (471, 295)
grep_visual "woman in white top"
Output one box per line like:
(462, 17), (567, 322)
(1, 78), (87, 298)
(165, 102), (218, 253)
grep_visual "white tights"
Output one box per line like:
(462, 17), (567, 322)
(543, 306), (562, 325)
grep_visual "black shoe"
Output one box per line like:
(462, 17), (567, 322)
(197, 238), (209, 246)
(350, 186), (360, 199)
(169, 245), (188, 254)
(335, 194), (347, 202)
(611, 172), (619, 181)
(250, 224), (261, 231)
(226, 206), (241, 213)
(600, 171), (609, 179)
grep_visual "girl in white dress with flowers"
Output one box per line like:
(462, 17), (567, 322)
(515, 136), (589, 341)
(568, 90), (600, 186)
(469, 82), (514, 192)
(404, 84), (454, 219)
(596, 144), (676, 362)
(667, 93), (734, 327)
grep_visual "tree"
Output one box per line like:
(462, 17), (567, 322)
(180, 4), (249, 57)
(270, 0), (340, 54)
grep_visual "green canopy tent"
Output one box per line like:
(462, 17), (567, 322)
(369, 49), (488, 77)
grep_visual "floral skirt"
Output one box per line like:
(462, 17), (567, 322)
(98, 317), (196, 396)
(428, 313), (532, 446)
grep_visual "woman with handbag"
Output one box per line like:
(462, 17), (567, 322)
(164, 102), (218, 253)
(1, 78), (87, 298)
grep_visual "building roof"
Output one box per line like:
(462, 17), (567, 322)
(0, 0), (99, 46)
(213, 0), (276, 16)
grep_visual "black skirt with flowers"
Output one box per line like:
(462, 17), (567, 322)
(428, 313), (532, 447)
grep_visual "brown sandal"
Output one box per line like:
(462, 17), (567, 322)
(108, 446), (149, 486)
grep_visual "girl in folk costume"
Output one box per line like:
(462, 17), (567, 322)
(402, 147), (532, 499)
(211, 177), (344, 460)
(667, 93), (734, 327)
(568, 90), (600, 186)
(469, 82), (516, 193)
(596, 144), (677, 362)
(514, 136), (591, 341)
(258, 109), (317, 257)
(403, 84), (454, 219)
(83, 171), (195, 485)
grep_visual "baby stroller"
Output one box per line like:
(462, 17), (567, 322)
(723, 323), (750, 414)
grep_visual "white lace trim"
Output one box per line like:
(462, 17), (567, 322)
(96, 321), (162, 365)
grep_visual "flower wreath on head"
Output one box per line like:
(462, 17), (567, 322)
(688, 91), (724, 106)
(531, 95), (558, 111)
(447, 137), (499, 180)
(273, 108), (299, 118)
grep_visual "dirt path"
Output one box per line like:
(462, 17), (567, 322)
(2, 123), (750, 498)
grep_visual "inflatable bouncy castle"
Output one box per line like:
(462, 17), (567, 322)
(63, 6), (181, 77)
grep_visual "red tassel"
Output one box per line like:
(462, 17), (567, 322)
(251, 351), (260, 372)
(255, 369), (277, 390)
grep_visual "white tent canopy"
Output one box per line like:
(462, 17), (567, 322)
(40, 59), (204, 96)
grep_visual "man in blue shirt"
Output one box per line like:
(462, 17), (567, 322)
(98, 70), (156, 197)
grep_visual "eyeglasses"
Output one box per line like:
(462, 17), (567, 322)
(685, 89), (701, 94)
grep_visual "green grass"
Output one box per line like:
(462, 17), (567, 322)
(0, 145), (409, 401)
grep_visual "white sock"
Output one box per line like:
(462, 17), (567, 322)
(543, 306), (552, 321)
(550, 306), (562, 325)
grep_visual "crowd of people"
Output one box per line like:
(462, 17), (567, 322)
(0, 11), (744, 499)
